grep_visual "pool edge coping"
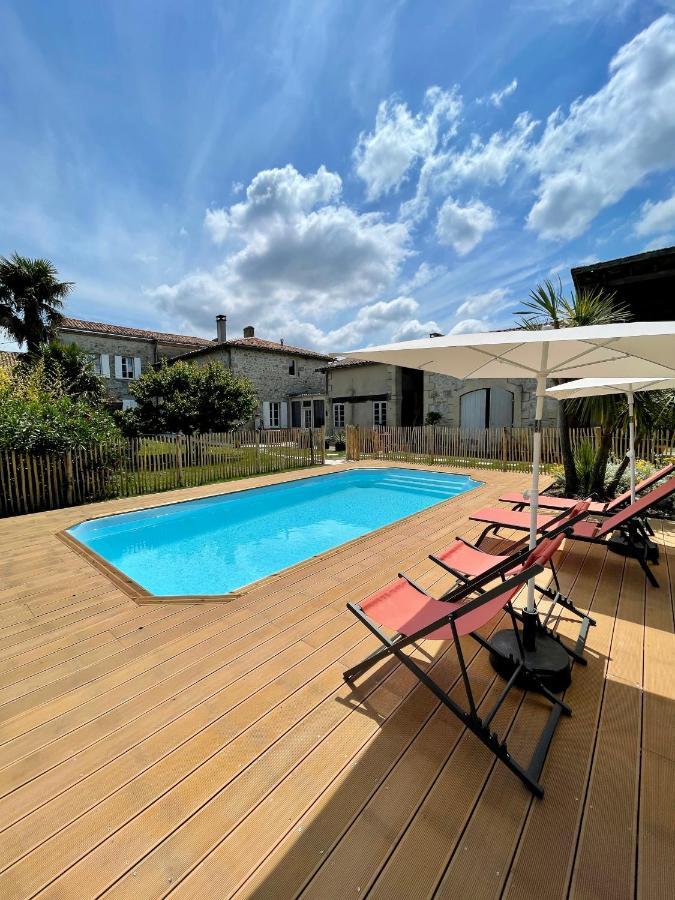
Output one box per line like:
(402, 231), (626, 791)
(56, 463), (487, 605)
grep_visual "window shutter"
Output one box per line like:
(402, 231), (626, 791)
(133, 357), (142, 379)
(262, 401), (271, 428)
(100, 354), (110, 378)
(279, 401), (288, 428)
(114, 356), (122, 379)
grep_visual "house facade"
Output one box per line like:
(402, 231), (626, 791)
(324, 360), (559, 431)
(323, 360), (424, 432)
(57, 318), (214, 408)
(169, 323), (333, 429)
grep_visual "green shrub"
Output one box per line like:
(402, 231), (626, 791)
(0, 362), (118, 452)
(573, 438), (596, 496)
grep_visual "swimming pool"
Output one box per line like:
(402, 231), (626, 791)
(67, 467), (482, 597)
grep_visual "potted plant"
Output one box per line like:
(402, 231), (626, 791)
(334, 429), (346, 452)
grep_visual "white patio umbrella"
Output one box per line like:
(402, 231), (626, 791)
(547, 377), (675, 504)
(344, 321), (675, 682)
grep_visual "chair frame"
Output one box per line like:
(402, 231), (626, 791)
(344, 565), (571, 798)
(431, 525), (595, 664)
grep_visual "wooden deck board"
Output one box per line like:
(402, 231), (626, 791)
(0, 462), (673, 900)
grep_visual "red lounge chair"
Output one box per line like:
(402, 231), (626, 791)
(499, 463), (674, 517)
(343, 564), (570, 797)
(472, 478), (675, 586)
(431, 529), (594, 663)
(470, 500), (591, 548)
(564, 477), (675, 585)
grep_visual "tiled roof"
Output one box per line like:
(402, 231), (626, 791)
(172, 336), (334, 362)
(321, 357), (380, 370)
(59, 318), (214, 348)
(0, 350), (22, 371)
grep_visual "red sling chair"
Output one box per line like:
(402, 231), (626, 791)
(344, 558), (570, 797)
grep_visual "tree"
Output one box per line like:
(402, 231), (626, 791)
(124, 360), (258, 435)
(0, 254), (72, 355)
(516, 278), (630, 496)
(20, 341), (108, 406)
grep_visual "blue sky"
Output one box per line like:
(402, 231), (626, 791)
(2, 0), (675, 352)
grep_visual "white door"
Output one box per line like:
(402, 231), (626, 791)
(460, 389), (487, 428)
(302, 405), (313, 428)
(488, 387), (514, 427)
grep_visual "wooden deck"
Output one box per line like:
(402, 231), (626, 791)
(0, 462), (673, 900)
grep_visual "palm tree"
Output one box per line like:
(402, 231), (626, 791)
(0, 254), (72, 355)
(515, 278), (630, 496)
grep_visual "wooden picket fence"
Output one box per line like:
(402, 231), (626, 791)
(345, 425), (675, 472)
(0, 428), (325, 517)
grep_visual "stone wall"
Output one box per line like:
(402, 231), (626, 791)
(423, 372), (559, 426)
(189, 346), (327, 425)
(58, 330), (192, 405)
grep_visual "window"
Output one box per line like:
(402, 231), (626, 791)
(120, 356), (135, 379)
(333, 402), (345, 428)
(269, 401), (281, 428)
(288, 360), (297, 375)
(90, 354), (102, 375)
(122, 398), (138, 410)
(373, 400), (387, 427)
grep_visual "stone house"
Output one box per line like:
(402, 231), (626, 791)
(57, 318), (213, 408)
(169, 320), (333, 429)
(322, 360), (424, 431)
(324, 360), (558, 430)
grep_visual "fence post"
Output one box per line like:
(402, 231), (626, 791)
(427, 425), (435, 464)
(501, 427), (509, 471)
(593, 426), (602, 452)
(309, 427), (315, 465)
(64, 449), (74, 506)
(175, 434), (184, 487)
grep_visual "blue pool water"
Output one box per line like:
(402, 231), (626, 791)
(68, 468), (481, 597)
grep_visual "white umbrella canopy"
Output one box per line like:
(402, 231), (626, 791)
(547, 377), (675, 504)
(345, 322), (675, 623)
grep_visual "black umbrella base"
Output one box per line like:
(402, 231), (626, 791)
(489, 627), (572, 694)
(608, 531), (659, 563)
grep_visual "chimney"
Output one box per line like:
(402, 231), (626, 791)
(243, 325), (255, 338)
(216, 315), (227, 342)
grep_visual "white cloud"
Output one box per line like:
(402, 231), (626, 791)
(635, 190), (675, 235)
(455, 286), (510, 318)
(151, 165), (412, 349)
(643, 232), (675, 251)
(527, 14), (675, 239)
(400, 112), (537, 224)
(204, 164), (342, 244)
(521, 0), (636, 23)
(436, 197), (496, 255)
(481, 77), (518, 108)
(353, 86), (461, 201)
(400, 261), (447, 292)
(315, 296), (440, 349)
(449, 318), (495, 334)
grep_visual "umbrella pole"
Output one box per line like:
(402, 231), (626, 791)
(526, 373), (547, 614)
(490, 355), (571, 692)
(627, 390), (636, 505)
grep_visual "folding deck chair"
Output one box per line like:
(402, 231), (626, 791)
(498, 462), (674, 518)
(471, 477), (675, 586)
(469, 499), (591, 548)
(344, 564), (570, 797)
(430, 528), (594, 664)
